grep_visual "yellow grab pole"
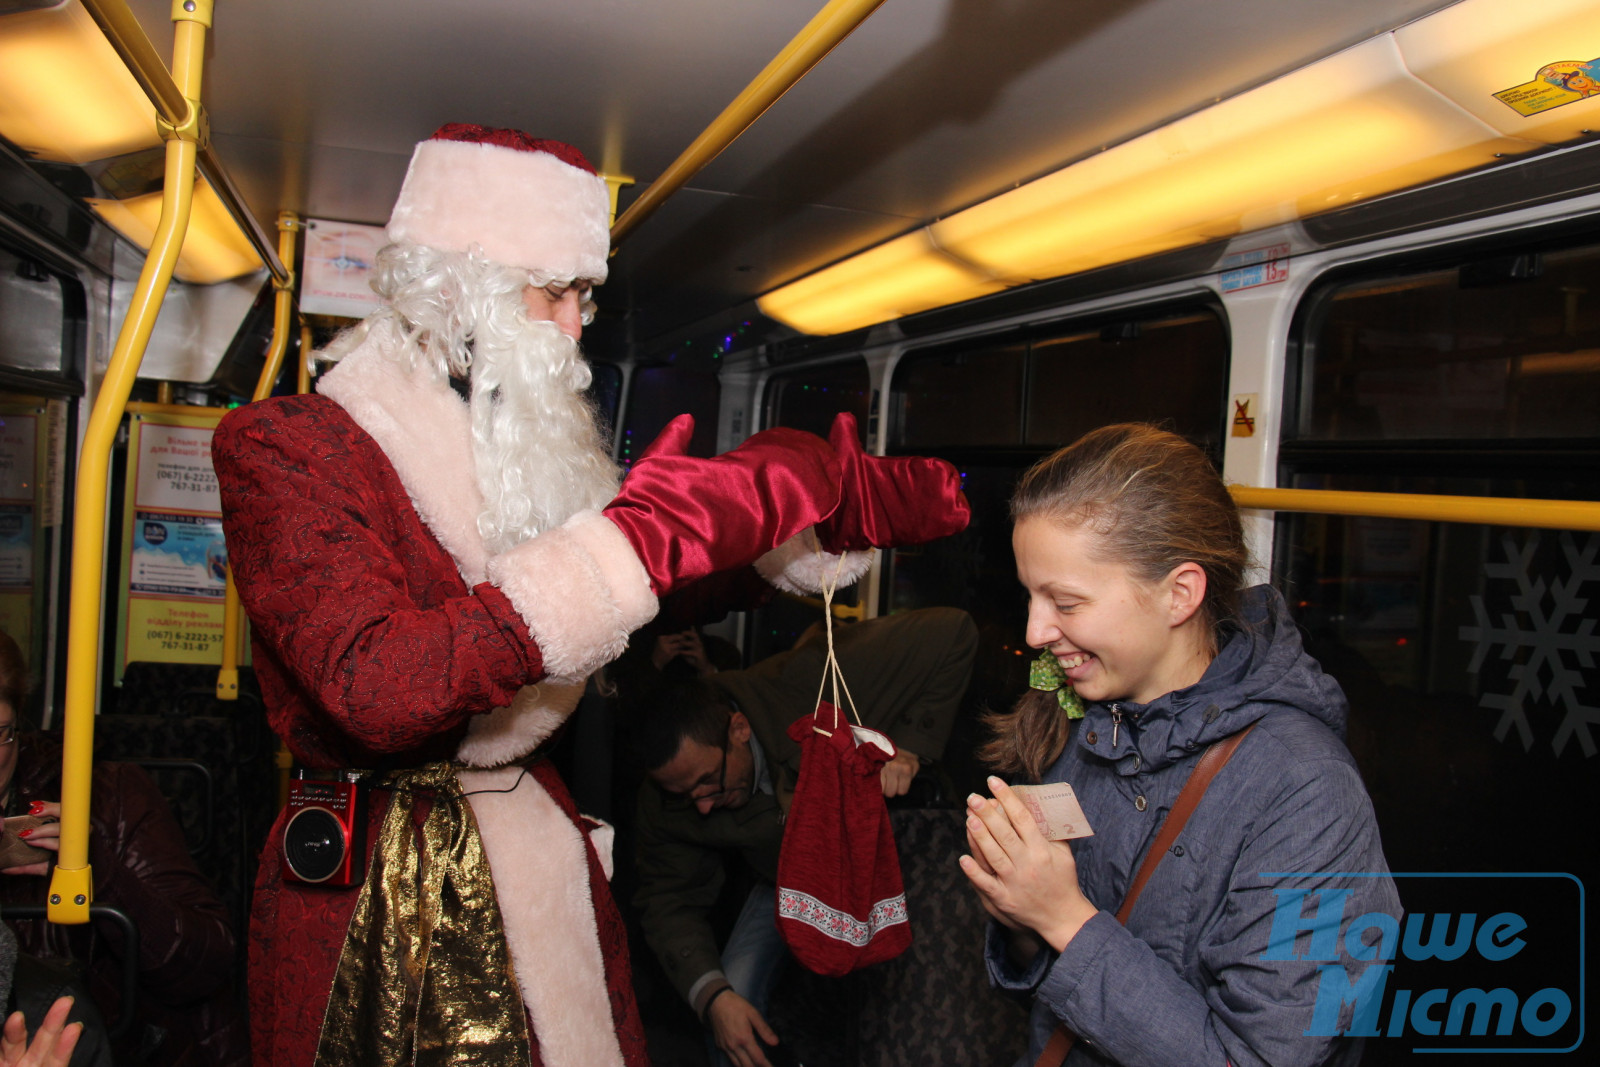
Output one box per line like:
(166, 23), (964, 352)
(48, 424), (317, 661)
(254, 213), (300, 402)
(1230, 486), (1600, 532)
(218, 213), (300, 701)
(215, 576), (242, 702)
(609, 0), (887, 246)
(298, 325), (313, 394)
(50, 1), (213, 926)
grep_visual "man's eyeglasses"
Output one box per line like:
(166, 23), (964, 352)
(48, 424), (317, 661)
(694, 739), (732, 805)
(668, 720), (735, 806)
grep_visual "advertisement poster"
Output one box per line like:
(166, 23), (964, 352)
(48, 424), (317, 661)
(300, 218), (386, 318)
(117, 406), (239, 680)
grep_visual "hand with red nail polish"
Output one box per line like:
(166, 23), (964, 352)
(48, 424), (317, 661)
(2, 800), (60, 876)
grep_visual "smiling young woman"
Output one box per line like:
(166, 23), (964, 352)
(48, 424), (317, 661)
(965, 423), (1399, 1067)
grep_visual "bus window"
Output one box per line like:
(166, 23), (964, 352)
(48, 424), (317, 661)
(742, 360), (872, 664)
(1027, 309), (1228, 452)
(1286, 237), (1600, 689)
(1281, 241), (1599, 1055)
(0, 246), (76, 375)
(0, 393), (70, 723)
(893, 342), (1025, 449)
(618, 348), (721, 464)
(763, 359), (871, 442)
(0, 241), (83, 723)
(1296, 244), (1600, 442)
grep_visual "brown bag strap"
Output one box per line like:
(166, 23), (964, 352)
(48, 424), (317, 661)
(1114, 724), (1255, 923)
(1032, 723), (1256, 1067)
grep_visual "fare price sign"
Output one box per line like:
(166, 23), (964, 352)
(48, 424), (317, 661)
(115, 406), (241, 681)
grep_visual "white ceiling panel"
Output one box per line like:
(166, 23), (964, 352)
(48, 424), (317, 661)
(103, 0), (1470, 343)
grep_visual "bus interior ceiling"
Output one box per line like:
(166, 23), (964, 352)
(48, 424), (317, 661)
(2, 0), (1600, 1063)
(2, 0), (1534, 357)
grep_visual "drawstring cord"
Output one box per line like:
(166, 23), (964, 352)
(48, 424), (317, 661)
(809, 542), (863, 738)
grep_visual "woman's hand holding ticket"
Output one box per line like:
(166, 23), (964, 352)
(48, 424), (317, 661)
(959, 776), (1098, 952)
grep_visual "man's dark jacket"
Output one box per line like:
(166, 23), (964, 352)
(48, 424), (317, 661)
(634, 606), (977, 1004)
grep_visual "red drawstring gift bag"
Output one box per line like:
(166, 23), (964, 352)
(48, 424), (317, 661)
(775, 575), (912, 975)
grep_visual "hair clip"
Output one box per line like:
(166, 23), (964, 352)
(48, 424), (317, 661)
(1028, 649), (1085, 720)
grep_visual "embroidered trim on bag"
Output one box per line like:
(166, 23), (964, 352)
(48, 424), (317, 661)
(777, 887), (908, 946)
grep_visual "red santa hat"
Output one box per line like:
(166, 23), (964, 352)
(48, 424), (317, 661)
(386, 123), (610, 284)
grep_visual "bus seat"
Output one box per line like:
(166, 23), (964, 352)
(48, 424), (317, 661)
(92, 666), (278, 997)
(128, 759), (215, 859)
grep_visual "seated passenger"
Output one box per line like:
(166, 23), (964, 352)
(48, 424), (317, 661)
(630, 606), (978, 1067)
(0, 631), (246, 1067)
(963, 424), (1400, 1066)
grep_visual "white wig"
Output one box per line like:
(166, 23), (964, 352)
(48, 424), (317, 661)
(321, 240), (618, 552)
(319, 242), (595, 379)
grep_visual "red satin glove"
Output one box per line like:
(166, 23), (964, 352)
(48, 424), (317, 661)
(604, 415), (842, 597)
(815, 412), (969, 553)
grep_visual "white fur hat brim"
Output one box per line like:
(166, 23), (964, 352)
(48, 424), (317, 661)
(387, 137), (610, 284)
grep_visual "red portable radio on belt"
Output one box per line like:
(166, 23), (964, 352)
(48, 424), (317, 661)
(282, 770), (367, 887)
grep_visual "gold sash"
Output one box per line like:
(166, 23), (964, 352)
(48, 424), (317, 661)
(314, 764), (531, 1066)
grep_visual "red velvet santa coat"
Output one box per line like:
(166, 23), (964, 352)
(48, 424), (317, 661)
(213, 336), (657, 1067)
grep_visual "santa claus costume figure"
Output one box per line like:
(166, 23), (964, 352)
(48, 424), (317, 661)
(215, 124), (968, 1067)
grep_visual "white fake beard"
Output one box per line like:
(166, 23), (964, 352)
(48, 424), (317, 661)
(470, 319), (621, 555)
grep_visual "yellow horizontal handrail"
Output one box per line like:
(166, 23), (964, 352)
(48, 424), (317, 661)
(785, 592), (866, 622)
(122, 401), (229, 420)
(79, 0), (186, 127)
(80, 0), (286, 286)
(197, 146), (285, 285)
(1230, 486), (1600, 532)
(609, 0), (888, 246)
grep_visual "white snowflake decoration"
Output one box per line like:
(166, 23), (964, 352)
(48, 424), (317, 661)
(1459, 531), (1600, 758)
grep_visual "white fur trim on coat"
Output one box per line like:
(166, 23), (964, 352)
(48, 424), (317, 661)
(319, 338), (649, 762)
(487, 510), (657, 684)
(754, 528), (874, 595)
(456, 682), (586, 768)
(388, 137), (610, 284)
(317, 334), (489, 585)
(461, 766), (623, 1067)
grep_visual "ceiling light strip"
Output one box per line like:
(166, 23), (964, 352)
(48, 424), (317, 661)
(761, 0), (1600, 335)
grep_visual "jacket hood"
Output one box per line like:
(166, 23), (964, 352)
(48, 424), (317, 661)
(1075, 584), (1347, 773)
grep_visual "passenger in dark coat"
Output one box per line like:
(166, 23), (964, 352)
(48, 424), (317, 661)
(0, 726), (245, 1064)
(966, 424), (1399, 1067)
